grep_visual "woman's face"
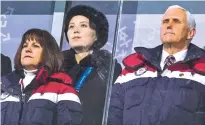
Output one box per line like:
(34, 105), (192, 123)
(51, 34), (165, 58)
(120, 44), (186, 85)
(67, 15), (97, 52)
(20, 39), (43, 70)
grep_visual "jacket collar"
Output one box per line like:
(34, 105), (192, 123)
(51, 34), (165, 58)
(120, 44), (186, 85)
(134, 43), (205, 71)
(1, 67), (47, 95)
(62, 49), (93, 68)
(62, 49), (112, 69)
(134, 45), (162, 70)
(184, 43), (205, 62)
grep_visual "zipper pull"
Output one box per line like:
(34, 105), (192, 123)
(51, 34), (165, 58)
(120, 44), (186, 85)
(22, 93), (25, 103)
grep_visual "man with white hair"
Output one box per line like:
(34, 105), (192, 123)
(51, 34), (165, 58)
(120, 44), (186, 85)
(108, 5), (205, 125)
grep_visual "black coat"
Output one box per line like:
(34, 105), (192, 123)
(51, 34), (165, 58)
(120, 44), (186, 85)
(62, 49), (122, 125)
(1, 54), (12, 76)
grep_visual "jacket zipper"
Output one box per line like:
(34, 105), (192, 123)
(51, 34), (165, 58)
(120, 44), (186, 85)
(19, 79), (26, 124)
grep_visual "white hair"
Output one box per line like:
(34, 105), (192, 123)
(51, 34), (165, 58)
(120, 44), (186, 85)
(166, 5), (196, 29)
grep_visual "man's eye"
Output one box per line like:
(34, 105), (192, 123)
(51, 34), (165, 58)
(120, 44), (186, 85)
(174, 19), (181, 23)
(163, 20), (169, 24)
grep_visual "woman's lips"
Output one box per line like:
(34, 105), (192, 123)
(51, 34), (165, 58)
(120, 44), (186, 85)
(24, 56), (32, 58)
(72, 36), (81, 40)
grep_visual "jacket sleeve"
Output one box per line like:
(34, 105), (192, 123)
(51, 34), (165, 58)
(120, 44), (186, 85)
(107, 76), (125, 125)
(1, 54), (12, 76)
(113, 61), (122, 83)
(56, 85), (83, 125)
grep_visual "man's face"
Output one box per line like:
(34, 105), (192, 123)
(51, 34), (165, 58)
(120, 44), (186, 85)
(160, 8), (190, 44)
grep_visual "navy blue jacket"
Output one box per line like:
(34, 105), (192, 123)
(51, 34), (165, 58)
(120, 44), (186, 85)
(108, 43), (205, 125)
(1, 67), (83, 125)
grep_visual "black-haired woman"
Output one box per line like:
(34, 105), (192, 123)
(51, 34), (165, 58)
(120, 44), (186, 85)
(62, 5), (122, 125)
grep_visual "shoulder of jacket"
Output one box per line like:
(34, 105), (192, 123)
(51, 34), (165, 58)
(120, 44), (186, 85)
(192, 58), (205, 75)
(49, 72), (73, 85)
(122, 52), (145, 70)
(35, 72), (76, 94)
